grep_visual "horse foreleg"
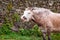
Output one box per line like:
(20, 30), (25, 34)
(48, 34), (51, 40)
(42, 30), (47, 40)
(47, 30), (51, 40)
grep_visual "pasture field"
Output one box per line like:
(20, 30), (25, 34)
(0, 33), (60, 40)
(0, 24), (60, 40)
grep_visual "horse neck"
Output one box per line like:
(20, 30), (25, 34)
(32, 9), (53, 22)
(32, 13), (44, 22)
(32, 12), (50, 21)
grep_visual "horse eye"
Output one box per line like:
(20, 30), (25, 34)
(28, 13), (30, 14)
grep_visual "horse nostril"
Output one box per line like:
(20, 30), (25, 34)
(23, 16), (27, 20)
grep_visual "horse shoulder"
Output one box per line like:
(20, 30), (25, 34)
(47, 13), (60, 32)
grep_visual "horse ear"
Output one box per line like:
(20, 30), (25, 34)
(31, 8), (35, 11)
(32, 8), (34, 10)
(26, 7), (34, 11)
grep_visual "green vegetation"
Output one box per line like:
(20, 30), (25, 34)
(0, 34), (42, 40)
(0, 24), (60, 40)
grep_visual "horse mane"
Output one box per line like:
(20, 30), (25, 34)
(25, 7), (54, 14)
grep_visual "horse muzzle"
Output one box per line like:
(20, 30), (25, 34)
(21, 16), (27, 22)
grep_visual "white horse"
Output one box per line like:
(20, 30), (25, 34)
(21, 7), (60, 40)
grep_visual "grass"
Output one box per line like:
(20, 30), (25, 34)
(0, 34), (42, 40)
(0, 24), (60, 40)
(0, 33), (60, 40)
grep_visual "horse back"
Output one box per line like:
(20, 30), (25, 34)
(48, 13), (60, 32)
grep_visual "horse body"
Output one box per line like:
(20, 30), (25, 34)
(21, 7), (60, 40)
(48, 13), (60, 32)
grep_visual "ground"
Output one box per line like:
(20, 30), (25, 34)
(0, 33), (60, 40)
